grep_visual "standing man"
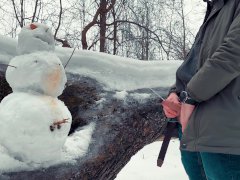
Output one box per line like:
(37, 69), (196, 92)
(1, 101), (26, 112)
(163, 0), (240, 179)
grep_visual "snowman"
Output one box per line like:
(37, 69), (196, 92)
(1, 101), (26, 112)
(0, 23), (72, 164)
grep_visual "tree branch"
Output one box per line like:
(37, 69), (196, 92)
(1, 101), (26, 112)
(20, 0), (24, 27)
(32, 0), (39, 23)
(81, 0), (116, 50)
(105, 20), (167, 54)
(105, 0), (116, 13)
(54, 0), (63, 39)
(55, 38), (71, 48)
(11, 0), (21, 27)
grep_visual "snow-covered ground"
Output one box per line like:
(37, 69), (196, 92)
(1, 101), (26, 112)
(116, 140), (188, 180)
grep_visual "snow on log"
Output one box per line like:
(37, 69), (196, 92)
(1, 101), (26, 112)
(0, 66), (169, 180)
(0, 34), (181, 179)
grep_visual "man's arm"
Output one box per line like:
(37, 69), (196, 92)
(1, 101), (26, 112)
(187, 10), (240, 102)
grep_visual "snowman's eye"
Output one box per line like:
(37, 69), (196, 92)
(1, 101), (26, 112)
(34, 60), (38, 63)
(58, 63), (61, 66)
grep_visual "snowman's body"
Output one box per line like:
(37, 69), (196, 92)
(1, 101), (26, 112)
(0, 23), (72, 164)
(0, 93), (71, 163)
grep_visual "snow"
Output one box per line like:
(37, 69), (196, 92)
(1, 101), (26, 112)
(62, 122), (95, 161)
(0, 92), (72, 163)
(0, 35), (182, 91)
(115, 140), (188, 180)
(130, 93), (151, 101)
(0, 122), (95, 173)
(17, 23), (55, 55)
(58, 48), (181, 91)
(0, 33), (183, 178)
(113, 90), (128, 100)
(113, 91), (152, 103)
(6, 52), (67, 97)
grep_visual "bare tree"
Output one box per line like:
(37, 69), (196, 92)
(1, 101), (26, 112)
(11, 0), (24, 27)
(2, 0), (199, 60)
(32, 0), (39, 23)
(81, 0), (116, 51)
(54, 0), (71, 47)
(54, 0), (62, 39)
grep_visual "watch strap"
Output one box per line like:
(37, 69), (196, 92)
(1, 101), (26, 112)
(180, 91), (198, 105)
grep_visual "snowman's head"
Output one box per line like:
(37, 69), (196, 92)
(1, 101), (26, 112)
(17, 23), (55, 55)
(6, 52), (67, 97)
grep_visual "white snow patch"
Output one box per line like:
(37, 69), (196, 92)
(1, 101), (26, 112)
(62, 122), (95, 161)
(95, 97), (107, 109)
(96, 97), (106, 104)
(113, 90), (128, 100)
(115, 140), (188, 180)
(130, 93), (151, 102)
(61, 49), (181, 91)
(0, 35), (181, 91)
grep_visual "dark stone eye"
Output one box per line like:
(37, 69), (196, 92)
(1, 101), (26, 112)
(59, 63), (61, 66)
(34, 60), (38, 63)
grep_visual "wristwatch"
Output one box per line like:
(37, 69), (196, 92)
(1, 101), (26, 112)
(179, 91), (198, 105)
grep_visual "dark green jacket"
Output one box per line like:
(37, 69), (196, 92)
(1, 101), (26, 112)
(180, 0), (240, 155)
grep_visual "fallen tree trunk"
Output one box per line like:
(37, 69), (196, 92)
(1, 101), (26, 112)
(0, 65), (169, 180)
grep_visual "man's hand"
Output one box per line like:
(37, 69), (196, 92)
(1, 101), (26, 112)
(179, 103), (195, 132)
(162, 93), (181, 118)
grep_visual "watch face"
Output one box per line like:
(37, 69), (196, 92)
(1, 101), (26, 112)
(180, 91), (198, 105)
(180, 91), (188, 102)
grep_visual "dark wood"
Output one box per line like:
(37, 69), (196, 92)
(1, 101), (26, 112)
(81, 0), (116, 51)
(55, 38), (71, 48)
(0, 66), (169, 180)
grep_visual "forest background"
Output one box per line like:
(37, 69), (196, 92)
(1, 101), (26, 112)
(0, 0), (205, 61)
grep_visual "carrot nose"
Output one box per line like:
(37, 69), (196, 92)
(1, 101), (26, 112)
(30, 23), (37, 30)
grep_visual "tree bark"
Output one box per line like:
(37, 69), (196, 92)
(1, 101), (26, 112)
(99, 0), (107, 52)
(32, 0), (39, 23)
(81, 0), (116, 51)
(112, 7), (117, 55)
(54, 0), (63, 39)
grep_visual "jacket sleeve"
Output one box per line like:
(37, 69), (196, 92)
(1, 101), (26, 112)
(187, 12), (240, 102)
(168, 82), (177, 95)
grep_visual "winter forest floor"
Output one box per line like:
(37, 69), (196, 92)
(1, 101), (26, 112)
(115, 139), (188, 180)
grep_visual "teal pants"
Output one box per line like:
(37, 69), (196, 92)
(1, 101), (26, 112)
(178, 124), (240, 180)
(181, 151), (240, 180)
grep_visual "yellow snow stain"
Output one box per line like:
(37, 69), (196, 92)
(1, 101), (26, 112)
(41, 96), (57, 110)
(41, 96), (63, 124)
